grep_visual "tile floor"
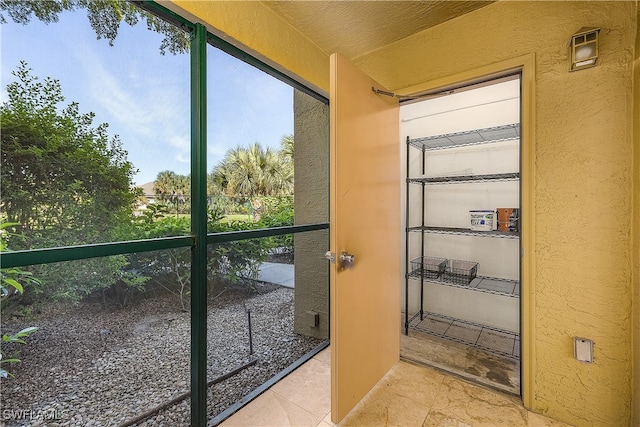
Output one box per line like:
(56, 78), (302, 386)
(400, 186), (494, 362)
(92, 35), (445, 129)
(219, 347), (572, 427)
(401, 332), (520, 396)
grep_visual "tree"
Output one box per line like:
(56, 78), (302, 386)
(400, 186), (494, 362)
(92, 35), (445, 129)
(1, 62), (138, 246)
(153, 170), (190, 215)
(280, 133), (294, 161)
(213, 142), (293, 200)
(0, 0), (189, 55)
(1, 62), (139, 303)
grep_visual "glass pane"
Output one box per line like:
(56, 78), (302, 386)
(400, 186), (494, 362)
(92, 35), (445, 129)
(0, 248), (191, 425)
(202, 40), (329, 422)
(206, 44), (295, 231)
(206, 229), (329, 422)
(1, 4), (190, 248)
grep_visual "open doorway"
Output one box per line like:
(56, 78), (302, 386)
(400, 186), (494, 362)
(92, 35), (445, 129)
(400, 75), (521, 395)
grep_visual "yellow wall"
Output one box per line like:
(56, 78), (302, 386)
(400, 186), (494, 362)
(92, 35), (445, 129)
(165, 1), (637, 425)
(633, 4), (640, 426)
(165, 0), (329, 95)
(356, 2), (636, 425)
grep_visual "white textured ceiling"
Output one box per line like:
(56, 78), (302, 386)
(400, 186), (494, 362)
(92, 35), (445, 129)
(262, 1), (494, 59)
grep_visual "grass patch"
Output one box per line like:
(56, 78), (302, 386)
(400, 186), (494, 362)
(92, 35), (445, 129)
(221, 214), (252, 224)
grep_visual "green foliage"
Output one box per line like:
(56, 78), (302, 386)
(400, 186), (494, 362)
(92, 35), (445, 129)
(280, 133), (294, 161)
(33, 256), (129, 304)
(257, 196), (294, 224)
(101, 268), (151, 309)
(208, 138), (295, 226)
(1, 327), (38, 379)
(208, 216), (269, 288)
(0, 220), (40, 300)
(1, 269), (37, 298)
(135, 203), (170, 225)
(153, 171), (190, 215)
(2, 326), (38, 345)
(211, 143), (294, 200)
(114, 214), (190, 308)
(132, 215), (191, 240)
(1, 62), (138, 246)
(257, 196), (294, 253)
(0, 220), (38, 379)
(116, 212), (268, 309)
(0, 63), (141, 304)
(0, 60), (296, 310)
(208, 196), (247, 216)
(0, 0), (189, 55)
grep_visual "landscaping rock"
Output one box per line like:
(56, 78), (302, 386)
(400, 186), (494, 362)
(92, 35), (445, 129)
(1, 282), (324, 427)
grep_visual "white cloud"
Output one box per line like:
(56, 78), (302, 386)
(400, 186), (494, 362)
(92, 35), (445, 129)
(175, 152), (190, 164)
(169, 135), (190, 164)
(168, 134), (189, 149)
(73, 46), (191, 173)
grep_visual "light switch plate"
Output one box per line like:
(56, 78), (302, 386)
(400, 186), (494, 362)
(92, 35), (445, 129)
(574, 337), (594, 363)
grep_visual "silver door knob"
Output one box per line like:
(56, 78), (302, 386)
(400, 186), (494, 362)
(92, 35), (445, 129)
(339, 251), (356, 268)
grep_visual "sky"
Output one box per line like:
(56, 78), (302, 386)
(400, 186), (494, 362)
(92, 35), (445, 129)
(0, 7), (294, 186)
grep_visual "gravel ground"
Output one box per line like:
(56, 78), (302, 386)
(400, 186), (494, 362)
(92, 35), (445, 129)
(0, 281), (325, 427)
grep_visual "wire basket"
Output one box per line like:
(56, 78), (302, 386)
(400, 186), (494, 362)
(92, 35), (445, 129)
(410, 256), (448, 279)
(443, 259), (478, 285)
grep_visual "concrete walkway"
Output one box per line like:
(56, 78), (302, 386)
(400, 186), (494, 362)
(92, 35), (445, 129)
(255, 262), (295, 288)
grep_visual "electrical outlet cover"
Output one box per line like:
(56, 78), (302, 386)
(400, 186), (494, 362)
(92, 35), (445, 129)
(574, 337), (594, 363)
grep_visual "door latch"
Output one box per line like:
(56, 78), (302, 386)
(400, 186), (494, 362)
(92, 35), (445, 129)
(325, 251), (336, 264)
(326, 251), (356, 269)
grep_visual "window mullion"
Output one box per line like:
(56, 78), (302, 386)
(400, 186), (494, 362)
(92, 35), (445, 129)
(190, 22), (208, 427)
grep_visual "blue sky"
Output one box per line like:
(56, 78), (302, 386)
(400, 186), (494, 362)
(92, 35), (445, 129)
(1, 8), (294, 186)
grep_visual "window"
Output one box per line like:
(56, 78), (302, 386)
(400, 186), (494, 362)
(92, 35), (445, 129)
(0, 2), (328, 425)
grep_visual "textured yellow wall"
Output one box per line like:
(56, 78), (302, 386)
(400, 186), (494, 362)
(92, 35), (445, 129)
(165, 1), (329, 94)
(356, 2), (636, 425)
(293, 91), (329, 339)
(633, 5), (640, 426)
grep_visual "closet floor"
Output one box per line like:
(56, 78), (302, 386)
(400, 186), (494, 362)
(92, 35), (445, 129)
(409, 311), (520, 358)
(401, 326), (520, 395)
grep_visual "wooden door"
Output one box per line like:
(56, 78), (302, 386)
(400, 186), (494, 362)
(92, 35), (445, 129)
(329, 53), (400, 423)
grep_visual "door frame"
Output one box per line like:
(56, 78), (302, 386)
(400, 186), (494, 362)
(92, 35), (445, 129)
(395, 54), (536, 409)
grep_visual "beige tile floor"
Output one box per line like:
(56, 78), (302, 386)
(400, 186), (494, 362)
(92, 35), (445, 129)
(220, 347), (572, 427)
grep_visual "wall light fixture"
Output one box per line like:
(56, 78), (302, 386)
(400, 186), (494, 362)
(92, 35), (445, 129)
(570, 27), (600, 71)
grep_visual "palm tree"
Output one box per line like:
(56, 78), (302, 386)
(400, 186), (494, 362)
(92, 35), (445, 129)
(211, 143), (294, 219)
(154, 170), (177, 205)
(174, 174), (190, 214)
(280, 133), (294, 161)
(214, 143), (291, 198)
(154, 171), (190, 216)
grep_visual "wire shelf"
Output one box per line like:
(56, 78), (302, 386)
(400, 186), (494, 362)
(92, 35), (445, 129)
(407, 226), (519, 239)
(409, 311), (520, 359)
(406, 273), (519, 297)
(407, 172), (519, 185)
(408, 123), (520, 151)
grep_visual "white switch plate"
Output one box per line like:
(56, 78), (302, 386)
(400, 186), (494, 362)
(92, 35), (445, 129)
(574, 337), (594, 363)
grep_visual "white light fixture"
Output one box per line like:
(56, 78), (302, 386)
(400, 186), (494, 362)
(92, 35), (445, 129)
(570, 27), (600, 71)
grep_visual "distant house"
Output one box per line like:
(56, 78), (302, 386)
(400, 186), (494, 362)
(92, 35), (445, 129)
(135, 181), (156, 212)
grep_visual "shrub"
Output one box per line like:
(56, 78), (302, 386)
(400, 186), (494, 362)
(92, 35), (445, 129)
(257, 196), (294, 254)
(0, 220), (38, 378)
